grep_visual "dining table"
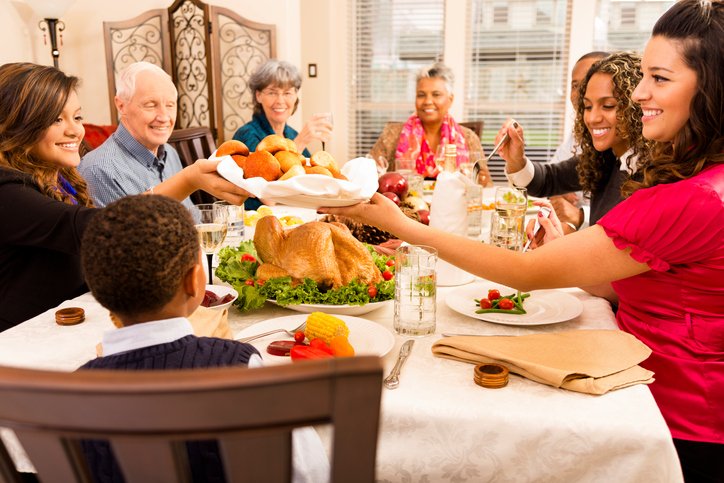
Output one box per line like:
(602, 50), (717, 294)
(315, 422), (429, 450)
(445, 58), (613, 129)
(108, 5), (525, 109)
(0, 204), (683, 482)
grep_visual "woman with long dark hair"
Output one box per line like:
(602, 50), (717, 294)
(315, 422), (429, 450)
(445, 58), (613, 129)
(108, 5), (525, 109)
(0, 63), (250, 330)
(320, 2), (724, 480)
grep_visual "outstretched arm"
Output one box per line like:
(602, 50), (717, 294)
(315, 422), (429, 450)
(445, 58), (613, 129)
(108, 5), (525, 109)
(318, 193), (650, 291)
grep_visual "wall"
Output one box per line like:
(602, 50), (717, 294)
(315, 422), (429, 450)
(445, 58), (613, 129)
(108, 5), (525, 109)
(0, 0), (302, 128)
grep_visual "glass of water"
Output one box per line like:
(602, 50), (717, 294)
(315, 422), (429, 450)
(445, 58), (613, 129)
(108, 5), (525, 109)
(489, 211), (525, 251)
(214, 200), (244, 243)
(394, 245), (438, 337)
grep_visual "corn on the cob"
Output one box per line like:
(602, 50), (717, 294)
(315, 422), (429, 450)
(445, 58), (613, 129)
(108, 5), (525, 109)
(305, 312), (350, 344)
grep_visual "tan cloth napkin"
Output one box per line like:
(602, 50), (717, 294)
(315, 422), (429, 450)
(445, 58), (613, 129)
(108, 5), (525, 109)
(432, 330), (654, 394)
(96, 306), (233, 357)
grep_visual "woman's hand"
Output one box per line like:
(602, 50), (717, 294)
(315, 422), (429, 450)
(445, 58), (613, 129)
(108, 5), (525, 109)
(182, 159), (252, 205)
(317, 192), (412, 235)
(525, 200), (565, 249)
(494, 119), (527, 173)
(294, 113), (334, 153)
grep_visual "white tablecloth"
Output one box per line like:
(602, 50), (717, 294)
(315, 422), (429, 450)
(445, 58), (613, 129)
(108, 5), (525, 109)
(0, 205), (683, 482)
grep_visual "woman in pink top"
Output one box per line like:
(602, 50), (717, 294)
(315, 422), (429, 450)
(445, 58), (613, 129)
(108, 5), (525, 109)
(320, 1), (724, 480)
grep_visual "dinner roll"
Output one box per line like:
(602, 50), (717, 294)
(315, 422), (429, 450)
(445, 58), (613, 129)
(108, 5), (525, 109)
(332, 172), (348, 181)
(244, 150), (282, 181)
(216, 139), (249, 157)
(257, 134), (289, 154)
(278, 165), (305, 181)
(232, 155), (246, 170)
(310, 151), (340, 175)
(284, 138), (299, 154)
(304, 166), (333, 177)
(275, 151), (303, 172)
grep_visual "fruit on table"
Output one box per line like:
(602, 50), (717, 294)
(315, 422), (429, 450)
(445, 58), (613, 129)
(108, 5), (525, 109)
(279, 215), (304, 226)
(417, 209), (430, 225)
(377, 172), (409, 200)
(382, 192), (400, 206)
(305, 312), (350, 344)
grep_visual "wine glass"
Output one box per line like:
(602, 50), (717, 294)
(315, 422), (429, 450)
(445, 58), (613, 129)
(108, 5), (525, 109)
(433, 145), (446, 175)
(320, 113), (333, 151)
(189, 204), (228, 285)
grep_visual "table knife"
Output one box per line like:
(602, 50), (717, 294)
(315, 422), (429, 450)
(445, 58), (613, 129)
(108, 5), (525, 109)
(383, 340), (414, 389)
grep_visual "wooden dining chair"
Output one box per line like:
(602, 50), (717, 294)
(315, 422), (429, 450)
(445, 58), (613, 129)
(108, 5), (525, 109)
(0, 356), (383, 483)
(459, 121), (484, 138)
(167, 126), (219, 204)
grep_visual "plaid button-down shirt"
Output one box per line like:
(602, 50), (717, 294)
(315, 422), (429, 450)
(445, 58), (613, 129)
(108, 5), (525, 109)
(79, 123), (192, 208)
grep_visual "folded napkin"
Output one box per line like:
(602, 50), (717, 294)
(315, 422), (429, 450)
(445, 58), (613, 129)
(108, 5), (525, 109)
(215, 156), (378, 205)
(432, 330), (654, 395)
(96, 306), (233, 357)
(429, 171), (477, 285)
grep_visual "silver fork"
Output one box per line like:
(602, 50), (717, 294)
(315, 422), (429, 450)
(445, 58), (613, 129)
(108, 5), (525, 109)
(237, 321), (306, 343)
(472, 132), (509, 181)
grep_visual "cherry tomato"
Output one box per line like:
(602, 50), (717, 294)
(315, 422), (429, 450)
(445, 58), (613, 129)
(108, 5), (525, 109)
(488, 289), (501, 301)
(256, 279), (265, 287)
(383, 270), (394, 281)
(244, 279), (255, 286)
(386, 259), (395, 267)
(241, 253), (257, 262)
(479, 298), (492, 309)
(294, 331), (306, 343)
(367, 286), (378, 298)
(498, 298), (515, 310)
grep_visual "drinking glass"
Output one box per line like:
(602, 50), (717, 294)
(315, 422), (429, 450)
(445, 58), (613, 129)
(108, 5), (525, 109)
(189, 204), (228, 285)
(433, 145), (446, 173)
(489, 211), (525, 251)
(495, 187), (527, 245)
(320, 113), (333, 151)
(393, 245), (438, 337)
(214, 200), (244, 243)
(466, 185), (483, 237)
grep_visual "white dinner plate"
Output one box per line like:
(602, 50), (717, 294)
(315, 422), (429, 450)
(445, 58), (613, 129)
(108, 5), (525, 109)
(446, 281), (583, 326)
(267, 299), (392, 316)
(235, 314), (395, 365)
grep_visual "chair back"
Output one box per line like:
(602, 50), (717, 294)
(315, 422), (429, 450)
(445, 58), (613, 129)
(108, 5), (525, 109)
(459, 121), (484, 138)
(0, 356), (383, 483)
(167, 126), (218, 204)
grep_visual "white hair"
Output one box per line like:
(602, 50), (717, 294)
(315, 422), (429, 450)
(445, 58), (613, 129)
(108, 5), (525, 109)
(416, 62), (454, 95)
(115, 62), (177, 102)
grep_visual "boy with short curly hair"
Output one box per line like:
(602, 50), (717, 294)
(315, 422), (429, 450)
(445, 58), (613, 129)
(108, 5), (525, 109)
(78, 195), (328, 483)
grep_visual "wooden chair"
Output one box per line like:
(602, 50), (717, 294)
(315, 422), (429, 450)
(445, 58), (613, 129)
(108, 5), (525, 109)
(459, 121), (484, 138)
(167, 126), (219, 204)
(0, 356), (383, 483)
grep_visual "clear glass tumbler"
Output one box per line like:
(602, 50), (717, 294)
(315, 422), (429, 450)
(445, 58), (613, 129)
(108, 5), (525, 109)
(393, 245), (438, 337)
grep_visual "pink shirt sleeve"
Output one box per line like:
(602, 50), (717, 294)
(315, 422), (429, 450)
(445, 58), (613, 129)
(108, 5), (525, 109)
(597, 180), (724, 271)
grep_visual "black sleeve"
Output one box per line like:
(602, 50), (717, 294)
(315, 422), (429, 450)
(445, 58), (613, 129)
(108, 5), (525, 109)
(525, 156), (583, 198)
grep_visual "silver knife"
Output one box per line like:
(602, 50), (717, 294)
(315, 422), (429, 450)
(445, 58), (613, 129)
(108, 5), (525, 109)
(383, 340), (414, 389)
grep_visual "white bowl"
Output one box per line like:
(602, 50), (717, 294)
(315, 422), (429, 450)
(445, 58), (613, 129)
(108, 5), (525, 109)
(204, 285), (238, 311)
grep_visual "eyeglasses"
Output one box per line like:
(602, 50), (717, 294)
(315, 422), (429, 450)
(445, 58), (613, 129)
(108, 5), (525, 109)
(260, 88), (297, 101)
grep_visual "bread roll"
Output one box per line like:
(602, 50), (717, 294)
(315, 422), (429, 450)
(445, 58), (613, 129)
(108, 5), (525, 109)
(244, 150), (282, 181)
(332, 172), (348, 181)
(278, 165), (305, 181)
(257, 134), (289, 154)
(216, 139), (249, 157)
(295, 153), (307, 164)
(310, 151), (340, 175)
(232, 155), (246, 170)
(275, 151), (303, 172)
(284, 138), (299, 154)
(304, 165), (333, 177)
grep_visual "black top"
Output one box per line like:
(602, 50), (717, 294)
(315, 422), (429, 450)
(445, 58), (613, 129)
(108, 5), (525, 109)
(0, 167), (99, 330)
(78, 335), (260, 483)
(526, 149), (626, 226)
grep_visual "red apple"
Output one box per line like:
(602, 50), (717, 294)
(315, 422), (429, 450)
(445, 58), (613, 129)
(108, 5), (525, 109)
(382, 192), (400, 206)
(377, 172), (409, 200)
(417, 209), (430, 225)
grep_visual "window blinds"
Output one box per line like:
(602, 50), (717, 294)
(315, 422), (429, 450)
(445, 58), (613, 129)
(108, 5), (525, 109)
(464, 0), (572, 163)
(347, 0), (446, 159)
(594, 0), (674, 53)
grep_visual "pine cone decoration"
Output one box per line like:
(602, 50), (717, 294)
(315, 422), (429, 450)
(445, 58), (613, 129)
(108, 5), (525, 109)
(321, 214), (396, 244)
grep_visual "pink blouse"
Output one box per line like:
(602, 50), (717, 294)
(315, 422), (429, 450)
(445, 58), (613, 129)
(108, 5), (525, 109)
(598, 163), (724, 443)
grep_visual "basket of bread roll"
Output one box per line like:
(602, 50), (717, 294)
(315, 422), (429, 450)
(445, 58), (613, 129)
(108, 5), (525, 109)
(214, 135), (378, 209)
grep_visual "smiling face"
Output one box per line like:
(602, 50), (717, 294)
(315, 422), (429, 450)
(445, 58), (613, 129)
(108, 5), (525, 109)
(31, 90), (84, 170)
(415, 77), (453, 126)
(582, 73), (628, 157)
(115, 69), (177, 155)
(255, 85), (297, 130)
(633, 36), (698, 143)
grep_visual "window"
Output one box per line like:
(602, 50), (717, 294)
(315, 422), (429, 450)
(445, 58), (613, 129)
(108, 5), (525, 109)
(594, 0), (674, 53)
(347, 0), (445, 159)
(464, 0), (571, 162)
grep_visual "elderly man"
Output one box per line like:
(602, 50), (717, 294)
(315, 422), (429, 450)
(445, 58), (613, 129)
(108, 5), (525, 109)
(79, 62), (192, 207)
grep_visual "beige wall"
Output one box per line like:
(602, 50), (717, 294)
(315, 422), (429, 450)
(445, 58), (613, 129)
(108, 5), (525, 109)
(0, 0), (302, 129)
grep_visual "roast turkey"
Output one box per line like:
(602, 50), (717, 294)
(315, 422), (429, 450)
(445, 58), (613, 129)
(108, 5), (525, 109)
(253, 216), (382, 290)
